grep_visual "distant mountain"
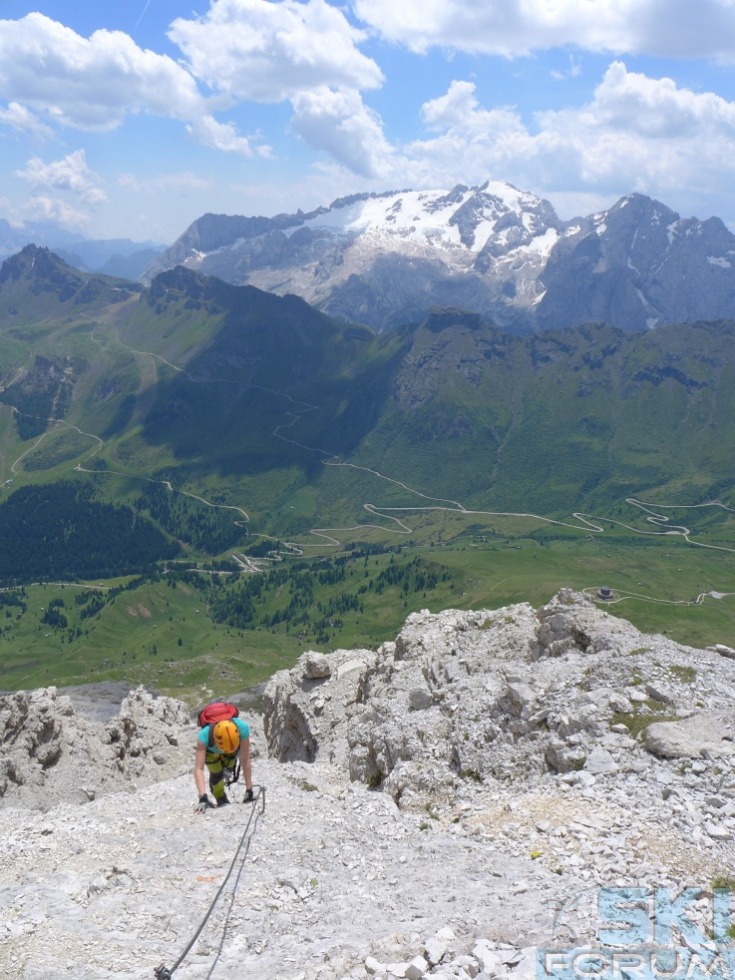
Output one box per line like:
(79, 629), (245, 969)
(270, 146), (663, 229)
(0, 217), (165, 274)
(0, 217), (83, 258)
(144, 182), (735, 333)
(94, 248), (166, 280)
(54, 241), (166, 277)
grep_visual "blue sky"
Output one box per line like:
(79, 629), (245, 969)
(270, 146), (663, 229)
(3, 1), (735, 244)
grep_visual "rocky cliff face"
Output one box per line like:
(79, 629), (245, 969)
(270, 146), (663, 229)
(144, 184), (735, 334)
(2, 591), (735, 979)
(536, 194), (735, 331)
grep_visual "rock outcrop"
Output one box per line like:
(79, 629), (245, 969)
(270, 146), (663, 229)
(0, 685), (191, 807)
(263, 589), (735, 809)
(3, 590), (735, 979)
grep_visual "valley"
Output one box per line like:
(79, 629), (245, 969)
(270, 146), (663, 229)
(1, 513), (734, 702)
(1, 246), (735, 701)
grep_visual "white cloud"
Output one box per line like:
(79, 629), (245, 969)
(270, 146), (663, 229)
(539, 62), (735, 192)
(186, 115), (270, 156)
(0, 13), (262, 154)
(24, 195), (92, 230)
(404, 81), (537, 189)
(353, 0), (735, 60)
(15, 150), (107, 206)
(169, 0), (383, 102)
(169, 0), (389, 178)
(290, 86), (395, 177)
(401, 64), (735, 216)
(0, 101), (52, 139)
(420, 80), (527, 138)
(571, 60), (735, 139)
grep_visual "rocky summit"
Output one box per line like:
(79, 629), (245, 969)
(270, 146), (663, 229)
(2, 590), (735, 979)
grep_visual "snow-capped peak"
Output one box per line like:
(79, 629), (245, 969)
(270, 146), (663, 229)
(294, 182), (557, 256)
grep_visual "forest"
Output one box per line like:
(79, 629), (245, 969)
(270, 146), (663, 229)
(0, 482), (180, 584)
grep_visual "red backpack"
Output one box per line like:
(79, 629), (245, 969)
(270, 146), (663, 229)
(197, 700), (241, 767)
(197, 699), (239, 729)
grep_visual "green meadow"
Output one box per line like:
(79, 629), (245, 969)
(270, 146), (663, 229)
(1, 516), (733, 706)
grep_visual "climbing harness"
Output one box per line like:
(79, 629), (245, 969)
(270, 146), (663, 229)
(154, 784), (266, 979)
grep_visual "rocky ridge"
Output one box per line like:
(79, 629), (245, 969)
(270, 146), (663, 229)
(2, 590), (735, 979)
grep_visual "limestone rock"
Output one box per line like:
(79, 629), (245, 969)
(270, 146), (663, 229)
(302, 650), (332, 679)
(0, 684), (192, 807)
(4, 591), (735, 978)
(262, 590), (735, 810)
(644, 712), (735, 759)
(583, 747), (617, 775)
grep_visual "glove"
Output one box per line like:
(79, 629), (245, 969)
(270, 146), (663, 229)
(196, 794), (214, 812)
(243, 788), (254, 803)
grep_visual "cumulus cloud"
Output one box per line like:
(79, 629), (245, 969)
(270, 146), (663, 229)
(540, 62), (735, 191)
(0, 7), (379, 168)
(0, 101), (52, 139)
(15, 150), (107, 206)
(574, 61), (735, 139)
(290, 86), (395, 177)
(169, 0), (390, 178)
(0, 12), (262, 154)
(420, 81), (527, 138)
(405, 81), (537, 188)
(401, 63), (735, 216)
(186, 115), (270, 156)
(169, 0), (383, 102)
(352, 0), (735, 60)
(24, 195), (93, 230)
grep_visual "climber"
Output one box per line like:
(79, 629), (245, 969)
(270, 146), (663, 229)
(195, 717), (253, 811)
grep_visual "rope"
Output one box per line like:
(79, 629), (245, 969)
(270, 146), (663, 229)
(154, 785), (266, 980)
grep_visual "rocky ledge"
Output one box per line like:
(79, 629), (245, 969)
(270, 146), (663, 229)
(1, 590), (734, 979)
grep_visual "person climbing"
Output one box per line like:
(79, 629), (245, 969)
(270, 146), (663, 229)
(195, 716), (253, 810)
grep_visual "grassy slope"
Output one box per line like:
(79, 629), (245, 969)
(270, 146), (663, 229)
(1, 516), (734, 702)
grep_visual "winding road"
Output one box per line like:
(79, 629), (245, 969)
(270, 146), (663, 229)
(2, 313), (735, 603)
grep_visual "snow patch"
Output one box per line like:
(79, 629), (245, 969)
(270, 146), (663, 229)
(299, 190), (473, 248)
(525, 228), (559, 257)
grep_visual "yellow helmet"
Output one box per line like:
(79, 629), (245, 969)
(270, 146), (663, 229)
(213, 719), (240, 753)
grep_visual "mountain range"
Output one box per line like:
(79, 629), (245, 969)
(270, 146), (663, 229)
(1, 243), (735, 573)
(0, 216), (164, 279)
(144, 181), (735, 334)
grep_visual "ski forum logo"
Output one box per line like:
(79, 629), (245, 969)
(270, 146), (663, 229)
(538, 886), (734, 980)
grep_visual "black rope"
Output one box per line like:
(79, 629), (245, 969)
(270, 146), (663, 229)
(154, 785), (266, 980)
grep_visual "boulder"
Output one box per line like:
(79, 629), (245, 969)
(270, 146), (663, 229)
(644, 712), (735, 759)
